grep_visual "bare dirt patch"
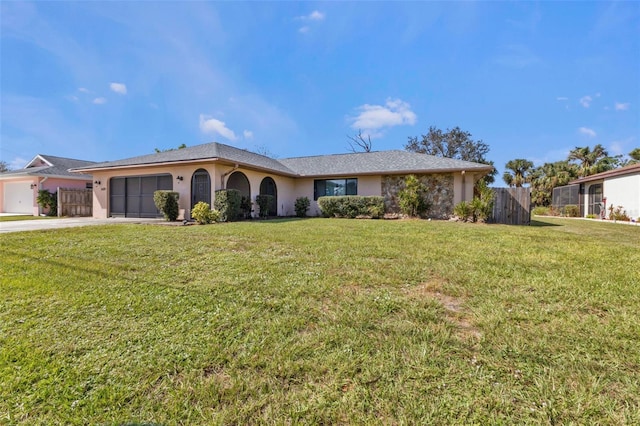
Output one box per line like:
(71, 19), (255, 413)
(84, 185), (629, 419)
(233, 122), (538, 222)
(407, 279), (481, 340)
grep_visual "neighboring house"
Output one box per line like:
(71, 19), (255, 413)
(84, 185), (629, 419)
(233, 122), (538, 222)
(70, 142), (493, 220)
(0, 155), (95, 216)
(567, 163), (640, 219)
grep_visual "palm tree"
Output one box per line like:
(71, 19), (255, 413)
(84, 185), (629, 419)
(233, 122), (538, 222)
(503, 158), (534, 187)
(568, 144), (608, 177)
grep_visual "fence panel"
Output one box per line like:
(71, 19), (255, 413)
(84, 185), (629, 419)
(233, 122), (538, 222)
(492, 188), (531, 225)
(57, 188), (93, 217)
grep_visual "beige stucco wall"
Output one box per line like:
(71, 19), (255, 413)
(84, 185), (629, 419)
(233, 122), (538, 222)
(86, 163), (298, 219)
(452, 171), (481, 205)
(83, 164), (482, 220)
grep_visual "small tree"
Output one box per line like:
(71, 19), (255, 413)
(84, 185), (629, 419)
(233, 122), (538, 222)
(153, 190), (179, 221)
(294, 196), (310, 217)
(398, 175), (430, 217)
(347, 129), (373, 153)
(36, 189), (57, 216)
(255, 194), (274, 218)
(214, 189), (242, 222)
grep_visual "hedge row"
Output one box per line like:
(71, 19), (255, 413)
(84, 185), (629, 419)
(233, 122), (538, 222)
(317, 196), (385, 219)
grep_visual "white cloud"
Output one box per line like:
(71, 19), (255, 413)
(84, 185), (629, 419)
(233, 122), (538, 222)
(580, 96), (592, 108)
(578, 127), (596, 138)
(243, 130), (254, 139)
(10, 156), (28, 170)
(298, 26), (310, 34)
(296, 10), (325, 21)
(556, 97), (568, 101)
(110, 82), (127, 95)
(308, 10), (325, 21)
(199, 114), (237, 141)
(92, 97), (107, 105)
(615, 102), (630, 111)
(66, 95), (79, 102)
(78, 87), (91, 93)
(349, 98), (417, 137)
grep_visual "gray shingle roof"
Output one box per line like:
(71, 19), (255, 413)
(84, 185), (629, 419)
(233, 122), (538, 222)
(0, 155), (95, 179)
(70, 142), (493, 177)
(279, 150), (493, 177)
(71, 142), (297, 175)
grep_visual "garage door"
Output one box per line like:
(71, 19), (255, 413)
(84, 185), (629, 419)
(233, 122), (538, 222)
(109, 174), (172, 218)
(3, 182), (33, 214)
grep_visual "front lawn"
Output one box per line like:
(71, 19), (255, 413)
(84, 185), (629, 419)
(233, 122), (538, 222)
(1, 218), (638, 424)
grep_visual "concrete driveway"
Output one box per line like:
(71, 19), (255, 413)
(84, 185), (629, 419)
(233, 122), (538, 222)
(0, 217), (165, 233)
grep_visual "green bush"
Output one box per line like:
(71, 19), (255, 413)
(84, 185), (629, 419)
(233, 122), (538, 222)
(317, 196), (385, 219)
(398, 175), (430, 217)
(190, 202), (219, 224)
(472, 180), (494, 222)
(453, 201), (473, 222)
(153, 191), (180, 221)
(240, 196), (252, 219)
(564, 204), (580, 217)
(36, 189), (57, 216)
(255, 195), (274, 218)
(608, 205), (630, 221)
(294, 197), (310, 217)
(532, 206), (550, 216)
(214, 189), (242, 222)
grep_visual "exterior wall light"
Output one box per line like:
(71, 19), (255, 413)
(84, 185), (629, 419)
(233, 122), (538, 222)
(30, 183), (38, 189)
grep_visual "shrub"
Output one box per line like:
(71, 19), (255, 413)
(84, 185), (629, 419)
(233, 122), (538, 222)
(586, 214), (598, 219)
(255, 195), (274, 218)
(608, 205), (631, 221)
(153, 190), (180, 221)
(563, 204), (580, 218)
(453, 201), (473, 222)
(294, 196), (310, 218)
(398, 175), (430, 217)
(317, 196), (385, 219)
(190, 201), (219, 224)
(472, 180), (494, 223)
(240, 196), (252, 220)
(532, 206), (550, 216)
(214, 189), (242, 222)
(36, 189), (57, 216)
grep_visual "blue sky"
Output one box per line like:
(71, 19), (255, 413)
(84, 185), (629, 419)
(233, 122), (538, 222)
(1, 1), (639, 178)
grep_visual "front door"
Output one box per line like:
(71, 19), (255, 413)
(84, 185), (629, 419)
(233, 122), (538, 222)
(191, 169), (211, 208)
(588, 183), (603, 217)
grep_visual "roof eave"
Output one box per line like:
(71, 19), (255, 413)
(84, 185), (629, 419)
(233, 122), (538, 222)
(71, 157), (299, 177)
(297, 166), (493, 178)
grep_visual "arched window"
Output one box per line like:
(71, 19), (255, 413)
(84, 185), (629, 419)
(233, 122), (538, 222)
(259, 177), (278, 216)
(191, 169), (211, 209)
(226, 171), (251, 198)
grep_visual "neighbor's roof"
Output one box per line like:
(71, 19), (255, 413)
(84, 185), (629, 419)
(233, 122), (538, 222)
(279, 150), (493, 177)
(0, 154), (95, 180)
(568, 162), (640, 184)
(70, 142), (494, 177)
(71, 142), (297, 175)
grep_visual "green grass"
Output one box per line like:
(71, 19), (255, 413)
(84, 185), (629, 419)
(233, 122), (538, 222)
(1, 217), (639, 424)
(0, 215), (56, 222)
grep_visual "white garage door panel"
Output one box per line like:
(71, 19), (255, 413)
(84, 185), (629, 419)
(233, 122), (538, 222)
(4, 182), (34, 214)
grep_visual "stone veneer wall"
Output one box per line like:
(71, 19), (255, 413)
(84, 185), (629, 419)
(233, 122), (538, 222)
(382, 174), (454, 219)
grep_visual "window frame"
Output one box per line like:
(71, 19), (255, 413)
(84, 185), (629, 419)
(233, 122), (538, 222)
(313, 178), (358, 200)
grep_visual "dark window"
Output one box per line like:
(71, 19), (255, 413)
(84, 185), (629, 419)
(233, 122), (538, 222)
(313, 178), (357, 200)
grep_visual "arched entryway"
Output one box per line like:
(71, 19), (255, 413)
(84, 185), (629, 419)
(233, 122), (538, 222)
(191, 169), (211, 209)
(259, 177), (278, 216)
(226, 171), (251, 198)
